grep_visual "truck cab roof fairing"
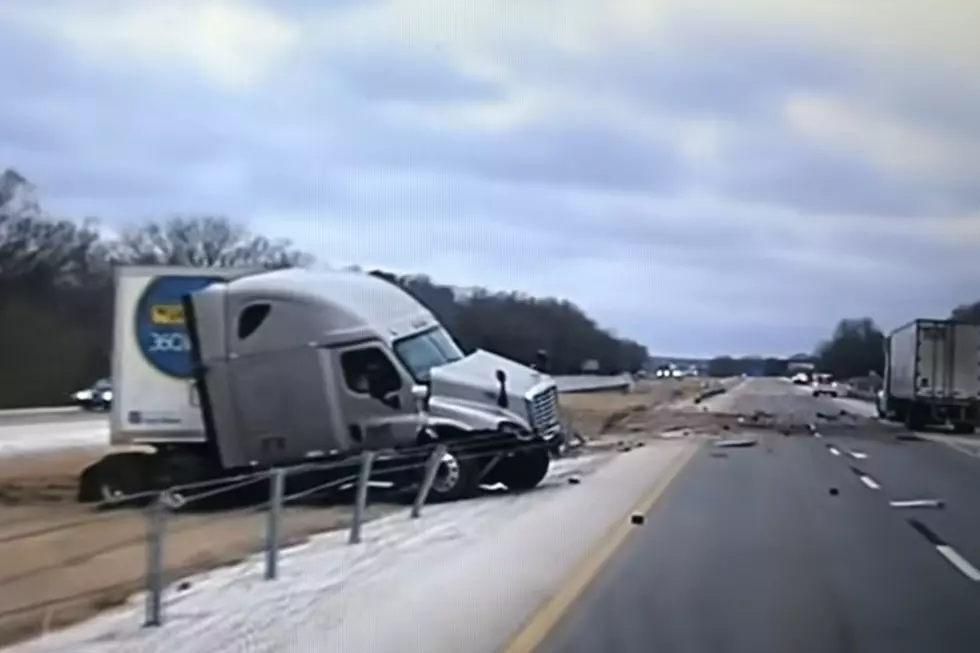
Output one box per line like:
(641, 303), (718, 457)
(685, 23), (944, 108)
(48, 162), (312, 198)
(221, 268), (439, 347)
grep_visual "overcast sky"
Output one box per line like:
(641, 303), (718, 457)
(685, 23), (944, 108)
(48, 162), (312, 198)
(1, 0), (978, 358)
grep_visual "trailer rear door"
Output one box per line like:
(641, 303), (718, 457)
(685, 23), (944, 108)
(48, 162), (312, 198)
(916, 321), (980, 401)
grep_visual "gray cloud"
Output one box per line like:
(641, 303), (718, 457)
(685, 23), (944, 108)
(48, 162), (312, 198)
(324, 50), (503, 103)
(1, 4), (978, 357)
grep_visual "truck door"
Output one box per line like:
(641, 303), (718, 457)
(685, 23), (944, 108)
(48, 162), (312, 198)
(332, 344), (418, 450)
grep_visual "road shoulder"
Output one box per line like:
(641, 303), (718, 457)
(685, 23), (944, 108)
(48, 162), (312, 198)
(6, 441), (698, 653)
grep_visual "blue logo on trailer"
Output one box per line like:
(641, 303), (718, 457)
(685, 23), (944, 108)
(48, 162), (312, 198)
(134, 275), (222, 378)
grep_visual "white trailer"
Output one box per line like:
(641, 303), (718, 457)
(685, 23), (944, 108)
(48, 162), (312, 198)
(879, 319), (980, 433)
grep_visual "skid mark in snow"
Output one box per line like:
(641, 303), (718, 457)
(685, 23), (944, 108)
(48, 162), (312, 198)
(7, 443), (693, 653)
(0, 420), (109, 457)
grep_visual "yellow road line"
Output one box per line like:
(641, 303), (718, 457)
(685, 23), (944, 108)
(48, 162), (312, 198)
(500, 443), (701, 653)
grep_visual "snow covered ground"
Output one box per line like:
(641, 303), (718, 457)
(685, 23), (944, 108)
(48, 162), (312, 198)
(5, 441), (696, 653)
(0, 417), (109, 457)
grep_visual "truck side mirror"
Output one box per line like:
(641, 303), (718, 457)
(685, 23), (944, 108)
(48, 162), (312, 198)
(535, 350), (550, 373)
(495, 369), (509, 409)
(411, 384), (429, 413)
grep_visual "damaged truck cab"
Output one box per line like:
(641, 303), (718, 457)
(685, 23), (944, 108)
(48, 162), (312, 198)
(80, 266), (565, 504)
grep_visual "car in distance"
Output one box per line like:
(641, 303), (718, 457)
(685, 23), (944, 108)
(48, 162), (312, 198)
(811, 373), (839, 398)
(71, 378), (112, 411)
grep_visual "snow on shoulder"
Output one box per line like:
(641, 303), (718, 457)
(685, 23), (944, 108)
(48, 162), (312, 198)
(6, 441), (695, 653)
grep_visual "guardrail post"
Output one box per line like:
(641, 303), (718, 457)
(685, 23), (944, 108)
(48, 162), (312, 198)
(265, 468), (285, 581)
(412, 444), (447, 519)
(348, 450), (376, 545)
(144, 493), (167, 628)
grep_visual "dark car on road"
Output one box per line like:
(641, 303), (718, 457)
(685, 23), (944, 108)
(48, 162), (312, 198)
(71, 378), (112, 411)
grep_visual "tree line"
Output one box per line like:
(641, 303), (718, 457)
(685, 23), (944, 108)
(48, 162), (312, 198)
(0, 169), (649, 409)
(704, 308), (980, 381)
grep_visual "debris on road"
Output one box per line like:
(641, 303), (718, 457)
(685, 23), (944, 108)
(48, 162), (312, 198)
(890, 499), (945, 509)
(714, 438), (758, 449)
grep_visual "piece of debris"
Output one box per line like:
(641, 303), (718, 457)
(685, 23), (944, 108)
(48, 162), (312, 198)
(176, 580), (192, 592)
(714, 438), (757, 449)
(889, 499), (944, 509)
(829, 487), (839, 496)
(710, 451), (728, 458)
(722, 424), (731, 431)
(567, 476), (581, 485)
(630, 513), (645, 525)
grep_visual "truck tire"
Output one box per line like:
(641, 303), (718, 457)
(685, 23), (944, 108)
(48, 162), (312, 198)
(426, 448), (481, 503)
(77, 451), (155, 505)
(151, 450), (232, 509)
(496, 448), (551, 492)
(905, 406), (925, 431)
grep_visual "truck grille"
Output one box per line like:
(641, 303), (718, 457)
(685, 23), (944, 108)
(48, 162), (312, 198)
(528, 385), (561, 439)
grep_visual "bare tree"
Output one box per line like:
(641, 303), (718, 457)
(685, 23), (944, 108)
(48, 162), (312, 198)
(109, 215), (315, 269)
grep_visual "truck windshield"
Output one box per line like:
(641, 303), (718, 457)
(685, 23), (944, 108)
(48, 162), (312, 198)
(394, 327), (465, 382)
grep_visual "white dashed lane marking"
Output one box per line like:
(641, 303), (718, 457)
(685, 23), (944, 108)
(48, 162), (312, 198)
(859, 475), (881, 490)
(909, 519), (980, 582)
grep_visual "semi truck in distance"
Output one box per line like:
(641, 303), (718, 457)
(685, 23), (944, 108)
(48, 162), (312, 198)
(78, 266), (567, 505)
(877, 319), (980, 433)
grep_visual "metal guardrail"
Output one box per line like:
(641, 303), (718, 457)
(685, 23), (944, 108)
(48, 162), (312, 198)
(552, 374), (634, 394)
(0, 436), (563, 631)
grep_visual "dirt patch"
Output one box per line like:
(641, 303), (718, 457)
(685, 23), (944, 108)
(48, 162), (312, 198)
(0, 448), (113, 506)
(0, 453), (399, 647)
(559, 379), (715, 438)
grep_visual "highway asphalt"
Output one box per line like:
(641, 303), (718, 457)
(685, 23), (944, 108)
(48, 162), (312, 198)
(533, 379), (980, 653)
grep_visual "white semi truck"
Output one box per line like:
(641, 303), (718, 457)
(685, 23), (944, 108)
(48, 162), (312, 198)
(877, 319), (980, 433)
(78, 266), (567, 504)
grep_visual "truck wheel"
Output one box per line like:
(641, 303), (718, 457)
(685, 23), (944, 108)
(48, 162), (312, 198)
(77, 452), (154, 505)
(426, 449), (481, 503)
(497, 448), (551, 492)
(152, 451), (229, 509)
(905, 407), (924, 432)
